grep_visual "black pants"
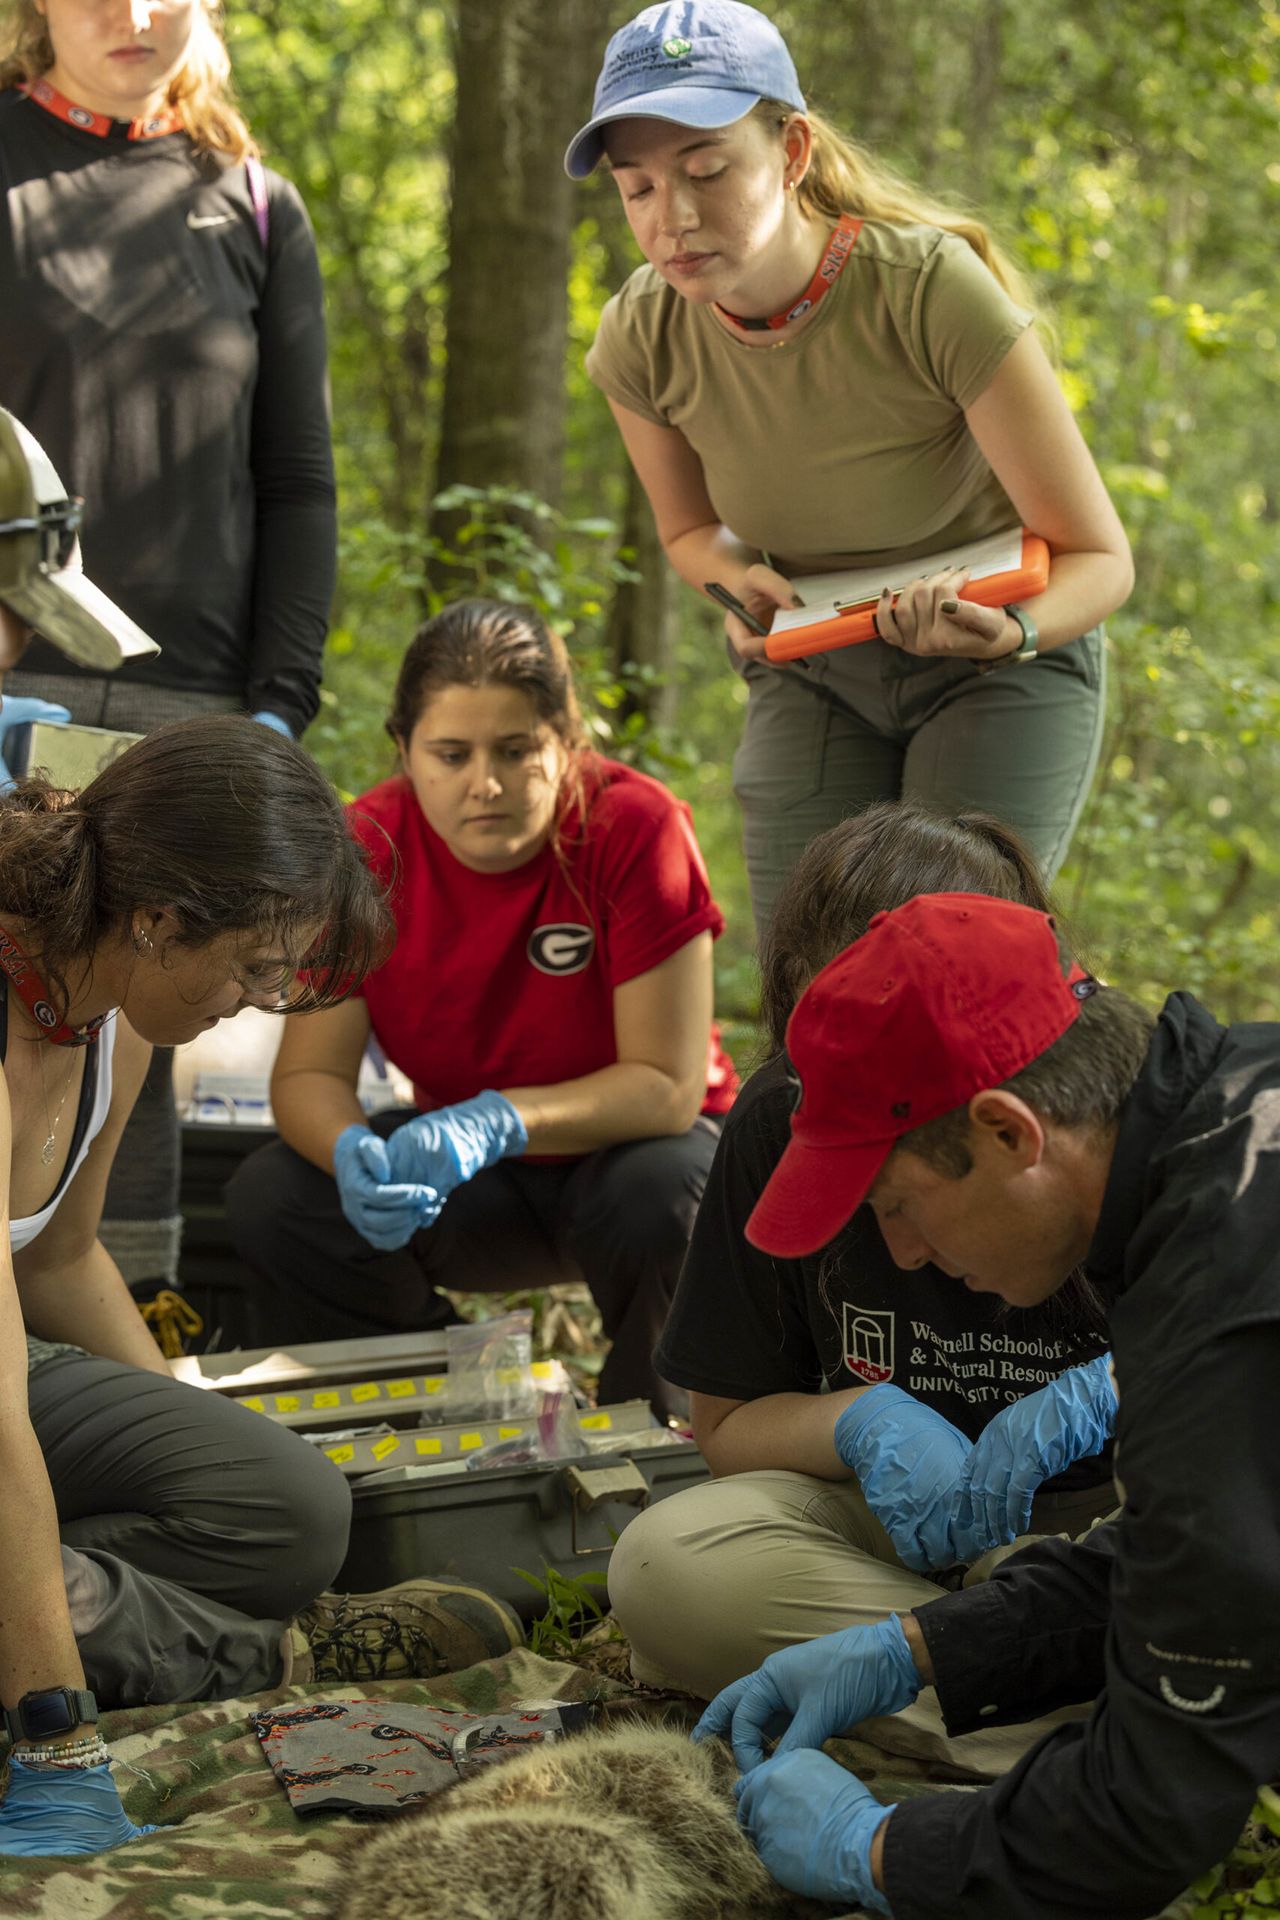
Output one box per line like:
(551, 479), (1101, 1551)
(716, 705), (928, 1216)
(227, 1111), (722, 1422)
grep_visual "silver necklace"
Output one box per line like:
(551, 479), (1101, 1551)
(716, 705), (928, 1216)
(40, 1047), (77, 1166)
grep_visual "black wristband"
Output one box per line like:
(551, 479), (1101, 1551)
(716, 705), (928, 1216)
(3, 1687), (99, 1745)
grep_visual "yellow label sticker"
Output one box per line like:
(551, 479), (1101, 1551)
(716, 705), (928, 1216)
(274, 1395), (300, 1413)
(414, 1436), (442, 1456)
(498, 1426), (524, 1440)
(372, 1435), (400, 1461)
(423, 1377), (443, 1395)
(495, 1366), (522, 1386)
(459, 1432), (484, 1451)
(239, 1397), (265, 1413)
(312, 1391), (340, 1409)
(386, 1379), (415, 1398)
(532, 1361), (554, 1382)
(580, 1413), (613, 1431)
(325, 1444), (354, 1464)
(351, 1383), (381, 1403)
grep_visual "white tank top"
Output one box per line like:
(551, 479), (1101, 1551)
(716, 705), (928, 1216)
(10, 1021), (117, 1253)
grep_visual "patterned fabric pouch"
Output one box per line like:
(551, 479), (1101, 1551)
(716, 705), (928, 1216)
(250, 1698), (595, 1816)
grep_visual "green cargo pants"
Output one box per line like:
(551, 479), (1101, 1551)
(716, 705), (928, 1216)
(732, 629), (1106, 936)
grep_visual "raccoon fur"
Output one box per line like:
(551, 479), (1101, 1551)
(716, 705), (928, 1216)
(327, 1721), (837, 1920)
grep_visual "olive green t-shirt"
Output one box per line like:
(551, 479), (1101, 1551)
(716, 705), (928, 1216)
(586, 221), (1033, 577)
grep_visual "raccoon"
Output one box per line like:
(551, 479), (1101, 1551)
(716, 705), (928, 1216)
(327, 1721), (840, 1920)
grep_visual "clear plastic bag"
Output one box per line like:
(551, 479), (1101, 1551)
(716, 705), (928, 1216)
(464, 1387), (582, 1472)
(442, 1310), (537, 1424)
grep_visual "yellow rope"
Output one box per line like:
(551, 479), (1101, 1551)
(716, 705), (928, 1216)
(137, 1288), (205, 1359)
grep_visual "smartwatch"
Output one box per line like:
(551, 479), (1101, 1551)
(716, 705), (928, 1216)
(3, 1686), (98, 1745)
(979, 602), (1039, 673)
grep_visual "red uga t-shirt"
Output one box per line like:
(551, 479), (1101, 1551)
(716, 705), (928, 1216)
(350, 756), (738, 1118)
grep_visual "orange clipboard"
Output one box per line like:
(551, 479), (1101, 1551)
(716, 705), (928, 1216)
(764, 527), (1051, 663)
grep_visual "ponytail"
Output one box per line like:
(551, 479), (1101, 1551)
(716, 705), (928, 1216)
(0, 781), (97, 1014)
(755, 100), (1037, 315)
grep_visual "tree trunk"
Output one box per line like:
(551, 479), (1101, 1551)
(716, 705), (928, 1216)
(606, 462), (679, 731)
(430, 0), (605, 579)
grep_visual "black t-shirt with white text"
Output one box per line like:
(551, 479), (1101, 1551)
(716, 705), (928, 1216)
(658, 1053), (1110, 1477)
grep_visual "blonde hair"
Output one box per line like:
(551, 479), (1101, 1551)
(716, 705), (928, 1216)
(757, 100), (1034, 312)
(0, 0), (256, 160)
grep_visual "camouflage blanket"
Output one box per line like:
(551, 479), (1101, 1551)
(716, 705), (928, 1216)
(0, 1650), (632, 1920)
(0, 1642), (1269, 1919)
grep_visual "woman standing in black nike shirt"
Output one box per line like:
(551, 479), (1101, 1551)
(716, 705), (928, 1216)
(0, 0), (335, 1290)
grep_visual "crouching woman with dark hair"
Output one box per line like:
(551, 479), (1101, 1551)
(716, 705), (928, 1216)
(610, 802), (1119, 1774)
(229, 599), (737, 1420)
(0, 717), (520, 1860)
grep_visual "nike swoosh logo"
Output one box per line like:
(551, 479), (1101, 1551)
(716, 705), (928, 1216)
(187, 212), (233, 230)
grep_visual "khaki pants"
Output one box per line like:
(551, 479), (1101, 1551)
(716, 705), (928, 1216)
(609, 1467), (1118, 1779)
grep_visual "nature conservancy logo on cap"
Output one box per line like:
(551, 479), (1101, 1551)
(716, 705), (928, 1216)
(662, 35), (692, 56)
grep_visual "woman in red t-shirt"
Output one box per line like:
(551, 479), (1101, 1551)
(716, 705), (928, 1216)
(230, 599), (736, 1416)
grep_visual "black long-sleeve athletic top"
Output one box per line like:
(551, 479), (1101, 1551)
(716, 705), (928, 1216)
(0, 86), (335, 734)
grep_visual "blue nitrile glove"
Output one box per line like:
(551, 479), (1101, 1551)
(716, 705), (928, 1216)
(0, 695), (71, 788)
(0, 1758), (159, 1856)
(948, 1353), (1118, 1562)
(693, 1613), (921, 1775)
(333, 1122), (440, 1252)
(251, 710), (293, 738)
(383, 1092), (528, 1202)
(834, 1383), (971, 1572)
(736, 1749), (893, 1913)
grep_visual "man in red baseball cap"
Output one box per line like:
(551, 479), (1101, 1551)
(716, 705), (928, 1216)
(697, 892), (1280, 1919)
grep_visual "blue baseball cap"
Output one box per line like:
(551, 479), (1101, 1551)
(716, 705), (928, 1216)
(564, 0), (805, 179)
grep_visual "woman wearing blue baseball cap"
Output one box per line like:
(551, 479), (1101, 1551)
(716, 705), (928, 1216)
(568, 0), (1133, 933)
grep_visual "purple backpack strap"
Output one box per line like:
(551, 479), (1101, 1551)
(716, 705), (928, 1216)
(246, 156), (269, 251)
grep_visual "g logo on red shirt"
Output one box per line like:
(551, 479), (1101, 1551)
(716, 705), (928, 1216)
(528, 923), (595, 976)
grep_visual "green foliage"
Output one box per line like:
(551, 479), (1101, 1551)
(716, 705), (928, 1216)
(1182, 1789), (1280, 1916)
(511, 1563), (611, 1658)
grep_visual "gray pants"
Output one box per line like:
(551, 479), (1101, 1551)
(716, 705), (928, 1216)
(5, 670), (242, 1284)
(29, 1350), (351, 1706)
(732, 630), (1106, 935)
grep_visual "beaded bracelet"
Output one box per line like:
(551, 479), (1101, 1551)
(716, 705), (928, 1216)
(10, 1734), (110, 1770)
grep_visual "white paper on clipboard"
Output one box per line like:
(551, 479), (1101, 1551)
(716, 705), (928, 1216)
(769, 526), (1026, 639)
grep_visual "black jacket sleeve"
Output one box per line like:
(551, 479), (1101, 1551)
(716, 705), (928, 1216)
(917, 1522), (1116, 1732)
(883, 1322), (1280, 1919)
(246, 174), (336, 734)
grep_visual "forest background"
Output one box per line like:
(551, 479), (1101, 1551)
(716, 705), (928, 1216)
(233, 0), (1279, 1048)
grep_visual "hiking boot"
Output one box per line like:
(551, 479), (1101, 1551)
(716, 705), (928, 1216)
(287, 1578), (524, 1684)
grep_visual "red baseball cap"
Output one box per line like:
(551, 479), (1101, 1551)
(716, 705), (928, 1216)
(745, 892), (1097, 1258)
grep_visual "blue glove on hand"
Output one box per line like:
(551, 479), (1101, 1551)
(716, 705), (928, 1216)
(736, 1748), (893, 1913)
(0, 1758), (159, 1856)
(693, 1613), (921, 1775)
(834, 1383), (971, 1572)
(948, 1353), (1117, 1561)
(333, 1123), (439, 1252)
(251, 710), (293, 738)
(0, 695), (70, 788)
(384, 1092), (528, 1202)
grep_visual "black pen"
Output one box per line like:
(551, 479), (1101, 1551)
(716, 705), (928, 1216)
(703, 580), (771, 637)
